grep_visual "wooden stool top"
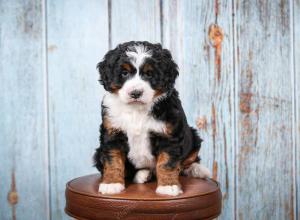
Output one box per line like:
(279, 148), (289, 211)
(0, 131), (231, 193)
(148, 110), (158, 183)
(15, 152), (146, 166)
(65, 174), (222, 220)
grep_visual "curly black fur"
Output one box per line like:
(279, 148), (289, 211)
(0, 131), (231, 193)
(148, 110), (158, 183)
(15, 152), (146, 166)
(94, 41), (202, 178)
(97, 41), (179, 93)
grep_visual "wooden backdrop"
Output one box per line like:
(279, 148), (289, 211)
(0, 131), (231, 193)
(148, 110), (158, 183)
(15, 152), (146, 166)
(0, 0), (299, 219)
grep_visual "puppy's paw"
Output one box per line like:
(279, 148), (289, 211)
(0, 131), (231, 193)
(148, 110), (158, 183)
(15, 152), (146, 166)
(156, 185), (183, 196)
(184, 162), (211, 178)
(98, 183), (125, 194)
(133, 169), (151, 184)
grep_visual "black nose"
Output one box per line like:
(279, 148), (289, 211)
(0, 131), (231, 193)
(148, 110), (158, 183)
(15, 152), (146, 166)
(130, 90), (143, 99)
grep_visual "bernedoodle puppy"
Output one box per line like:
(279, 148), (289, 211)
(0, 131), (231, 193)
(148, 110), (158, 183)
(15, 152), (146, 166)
(94, 41), (211, 196)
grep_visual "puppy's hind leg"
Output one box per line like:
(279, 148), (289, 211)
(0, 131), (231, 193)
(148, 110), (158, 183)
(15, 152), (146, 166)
(183, 162), (211, 178)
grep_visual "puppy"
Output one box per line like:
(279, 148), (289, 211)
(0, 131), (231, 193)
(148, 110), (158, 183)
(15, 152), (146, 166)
(94, 41), (210, 196)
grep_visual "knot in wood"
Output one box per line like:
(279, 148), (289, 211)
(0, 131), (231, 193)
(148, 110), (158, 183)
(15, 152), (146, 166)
(208, 24), (224, 47)
(7, 191), (18, 205)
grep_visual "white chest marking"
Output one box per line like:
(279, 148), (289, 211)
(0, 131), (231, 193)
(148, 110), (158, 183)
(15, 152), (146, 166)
(103, 93), (166, 169)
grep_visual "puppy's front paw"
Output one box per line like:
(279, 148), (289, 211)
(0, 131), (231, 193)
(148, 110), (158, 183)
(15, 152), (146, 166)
(156, 185), (183, 196)
(98, 183), (125, 194)
(133, 169), (151, 184)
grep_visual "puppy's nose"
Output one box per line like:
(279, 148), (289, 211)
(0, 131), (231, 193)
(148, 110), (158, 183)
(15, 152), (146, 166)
(130, 89), (143, 99)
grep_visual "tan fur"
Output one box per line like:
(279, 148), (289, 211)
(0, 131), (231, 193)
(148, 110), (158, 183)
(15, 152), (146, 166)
(102, 149), (125, 184)
(110, 83), (120, 94)
(122, 63), (132, 72)
(142, 63), (153, 72)
(182, 149), (200, 169)
(153, 90), (163, 98)
(164, 123), (173, 136)
(156, 152), (181, 186)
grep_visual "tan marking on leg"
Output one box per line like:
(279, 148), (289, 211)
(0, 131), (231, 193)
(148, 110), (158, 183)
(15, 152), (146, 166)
(156, 152), (181, 186)
(102, 149), (125, 184)
(182, 149), (200, 169)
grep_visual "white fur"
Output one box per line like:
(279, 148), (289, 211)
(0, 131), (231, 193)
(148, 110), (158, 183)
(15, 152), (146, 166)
(98, 183), (125, 194)
(133, 169), (152, 183)
(119, 45), (155, 104)
(125, 44), (152, 70)
(103, 93), (166, 169)
(156, 185), (183, 196)
(183, 162), (211, 178)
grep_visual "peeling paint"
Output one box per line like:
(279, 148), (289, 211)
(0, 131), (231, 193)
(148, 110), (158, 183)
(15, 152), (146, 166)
(279, 0), (289, 30)
(214, 0), (219, 23)
(209, 24), (224, 82)
(203, 42), (210, 61)
(239, 50), (259, 150)
(7, 170), (18, 220)
(289, 184), (294, 220)
(17, 1), (42, 38)
(239, 92), (253, 113)
(211, 103), (217, 160)
(223, 127), (229, 199)
(238, 146), (254, 176)
(239, 51), (253, 113)
(212, 161), (218, 180)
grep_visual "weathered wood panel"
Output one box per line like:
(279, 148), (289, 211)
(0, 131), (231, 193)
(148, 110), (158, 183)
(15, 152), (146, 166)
(47, 0), (108, 219)
(235, 1), (294, 219)
(110, 0), (161, 48)
(0, 1), (49, 220)
(1, 0), (299, 219)
(162, 1), (235, 219)
(294, 0), (300, 219)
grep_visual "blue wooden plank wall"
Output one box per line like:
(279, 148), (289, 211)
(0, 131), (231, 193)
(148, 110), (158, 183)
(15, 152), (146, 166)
(0, 0), (299, 219)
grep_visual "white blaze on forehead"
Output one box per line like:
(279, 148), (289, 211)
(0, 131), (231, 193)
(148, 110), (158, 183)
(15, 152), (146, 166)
(125, 44), (152, 69)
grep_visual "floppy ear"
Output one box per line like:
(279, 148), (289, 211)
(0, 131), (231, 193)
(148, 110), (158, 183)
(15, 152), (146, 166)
(97, 48), (119, 91)
(160, 48), (179, 90)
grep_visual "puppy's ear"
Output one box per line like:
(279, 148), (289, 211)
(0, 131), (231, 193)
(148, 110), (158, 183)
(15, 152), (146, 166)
(160, 49), (179, 90)
(97, 48), (119, 91)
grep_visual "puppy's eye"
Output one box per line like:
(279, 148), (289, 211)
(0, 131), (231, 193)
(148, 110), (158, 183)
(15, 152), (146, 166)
(121, 71), (129, 77)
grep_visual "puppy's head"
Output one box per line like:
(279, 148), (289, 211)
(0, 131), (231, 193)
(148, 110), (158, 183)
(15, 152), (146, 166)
(97, 41), (178, 105)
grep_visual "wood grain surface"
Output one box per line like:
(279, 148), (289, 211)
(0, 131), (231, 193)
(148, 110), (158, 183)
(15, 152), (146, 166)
(294, 0), (300, 219)
(235, 0), (294, 219)
(0, 0), (299, 219)
(47, 0), (108, 219)
(162, 1), (234, 219)
(0, 1), (49, 220)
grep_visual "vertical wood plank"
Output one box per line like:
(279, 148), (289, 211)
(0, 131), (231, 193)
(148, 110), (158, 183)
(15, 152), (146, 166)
(163, 1), (235, 219)
(235, 1), (294, 219)
(47, 1), (108, 219)
(0, 1), (49, 219)
(294, 0), (300, 218)
(110, 0), (161, 47)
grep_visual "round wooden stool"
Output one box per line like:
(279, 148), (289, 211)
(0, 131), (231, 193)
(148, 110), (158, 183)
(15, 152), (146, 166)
(65, 174), (222, 220)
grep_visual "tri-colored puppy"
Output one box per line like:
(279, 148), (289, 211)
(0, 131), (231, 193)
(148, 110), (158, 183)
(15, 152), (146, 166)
(94, 41), (210, 196)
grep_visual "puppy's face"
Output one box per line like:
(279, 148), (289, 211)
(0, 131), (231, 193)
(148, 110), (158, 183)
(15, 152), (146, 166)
(97, 41), (178, 105)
